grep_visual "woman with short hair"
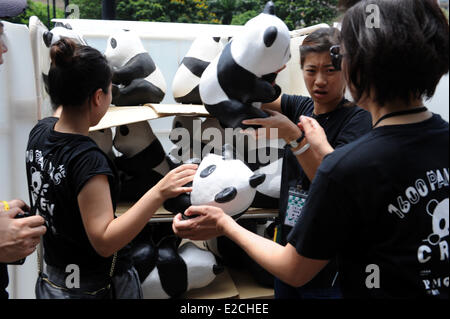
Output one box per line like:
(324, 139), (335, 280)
(173, 0), (449, 298)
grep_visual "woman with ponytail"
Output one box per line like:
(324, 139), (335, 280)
(25, 39), (197, 299)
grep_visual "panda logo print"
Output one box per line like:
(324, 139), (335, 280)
(424, 198), (449, 247)
(27, 149), (65, 235)
(417, 198), (449, 296)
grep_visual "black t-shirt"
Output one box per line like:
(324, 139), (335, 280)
(288, 113), (449, 298)
(0, 264), (8, 298)
(25, 117), (131, 277)
(279, 94), (372, 288)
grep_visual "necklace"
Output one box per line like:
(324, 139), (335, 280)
(372, 106), (428, 128)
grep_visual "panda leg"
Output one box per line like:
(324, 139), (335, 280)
(113, 78), (165, 106)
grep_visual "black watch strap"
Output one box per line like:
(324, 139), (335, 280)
(288, 131), (305, 149)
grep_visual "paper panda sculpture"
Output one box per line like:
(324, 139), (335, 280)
(205, 218), (276, 288)
(172, 36), (229, 104)
(199, 1), (291, 129)
(104, 29), (167, 106)
(164, 144), (266, 219)
(88, 128), (115, 161)
(36, 21), (87, 111)
(113, 121), (170, 202)
(168, 116), (227, 165)
(137, 235), (223, 299)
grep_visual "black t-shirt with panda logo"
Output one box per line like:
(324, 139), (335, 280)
(279, 94), (372, 290)
(25, 117), (132, 279)
(288, 113), (449, 298)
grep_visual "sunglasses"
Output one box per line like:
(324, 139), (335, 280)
(330, 45), (343, 71)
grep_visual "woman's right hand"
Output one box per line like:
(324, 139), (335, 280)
(298, 115), (334, 158)
(154, 164), (198, 200)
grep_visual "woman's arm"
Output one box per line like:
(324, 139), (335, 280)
(172, 205), (328, 287)
(291, 116), (334, 181)
(78, 164), (197, 257)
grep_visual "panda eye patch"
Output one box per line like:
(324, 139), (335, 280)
(111, 38), (117, 49)
(200, 165), (216, 178)
(215, 187), (237, 203)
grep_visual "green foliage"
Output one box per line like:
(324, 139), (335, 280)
(209, 0), (260, 24)
(210, 0), (339, 29)
(116, 0), (219, 24)
(230, 9), (259, 25)
(2, 0), (64, 27)
(70, 0), (102, 20)
(271, 0), (339, 30)
(9, 0), (339, 29)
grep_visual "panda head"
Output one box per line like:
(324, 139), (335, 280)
(104, 29), (147, 68)
(43, 22), (87, 48)
(230, 1), (291, 77)
(113, 121), (157, 158)
(89, 128), (113, 155)
(190, 144), (266, 218)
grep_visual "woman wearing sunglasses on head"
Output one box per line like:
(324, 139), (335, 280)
(241, 27), (371, 299)
(173, 0), (449, 299)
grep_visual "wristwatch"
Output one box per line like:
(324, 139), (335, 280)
(287, 131), (305, 149)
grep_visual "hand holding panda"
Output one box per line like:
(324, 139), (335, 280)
(199, 1), (291, 130)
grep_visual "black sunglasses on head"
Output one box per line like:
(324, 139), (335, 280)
(330, 45), (342, 71)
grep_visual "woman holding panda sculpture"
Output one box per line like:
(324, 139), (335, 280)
(174, 0), (449, 299)
(25, 38), (197, 299)
(245, 27), (372, 298)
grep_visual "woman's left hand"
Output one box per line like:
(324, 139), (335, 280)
(241, 109), (301, 142)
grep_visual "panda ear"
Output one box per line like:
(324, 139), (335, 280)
(249, 174), (265, 188)
(213, 37), (220, 43)
(54, 22), (64, 28)
(43, 31), (53, 48)
(263, 26), (278, 47)
(263, 1), (276, 15)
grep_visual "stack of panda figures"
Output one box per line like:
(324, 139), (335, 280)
(104, 29), (167, 106)
(129, 228), (224, 299)
(172, 36), (229, 104)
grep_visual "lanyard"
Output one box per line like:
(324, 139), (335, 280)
(372, 106), (428, 128)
